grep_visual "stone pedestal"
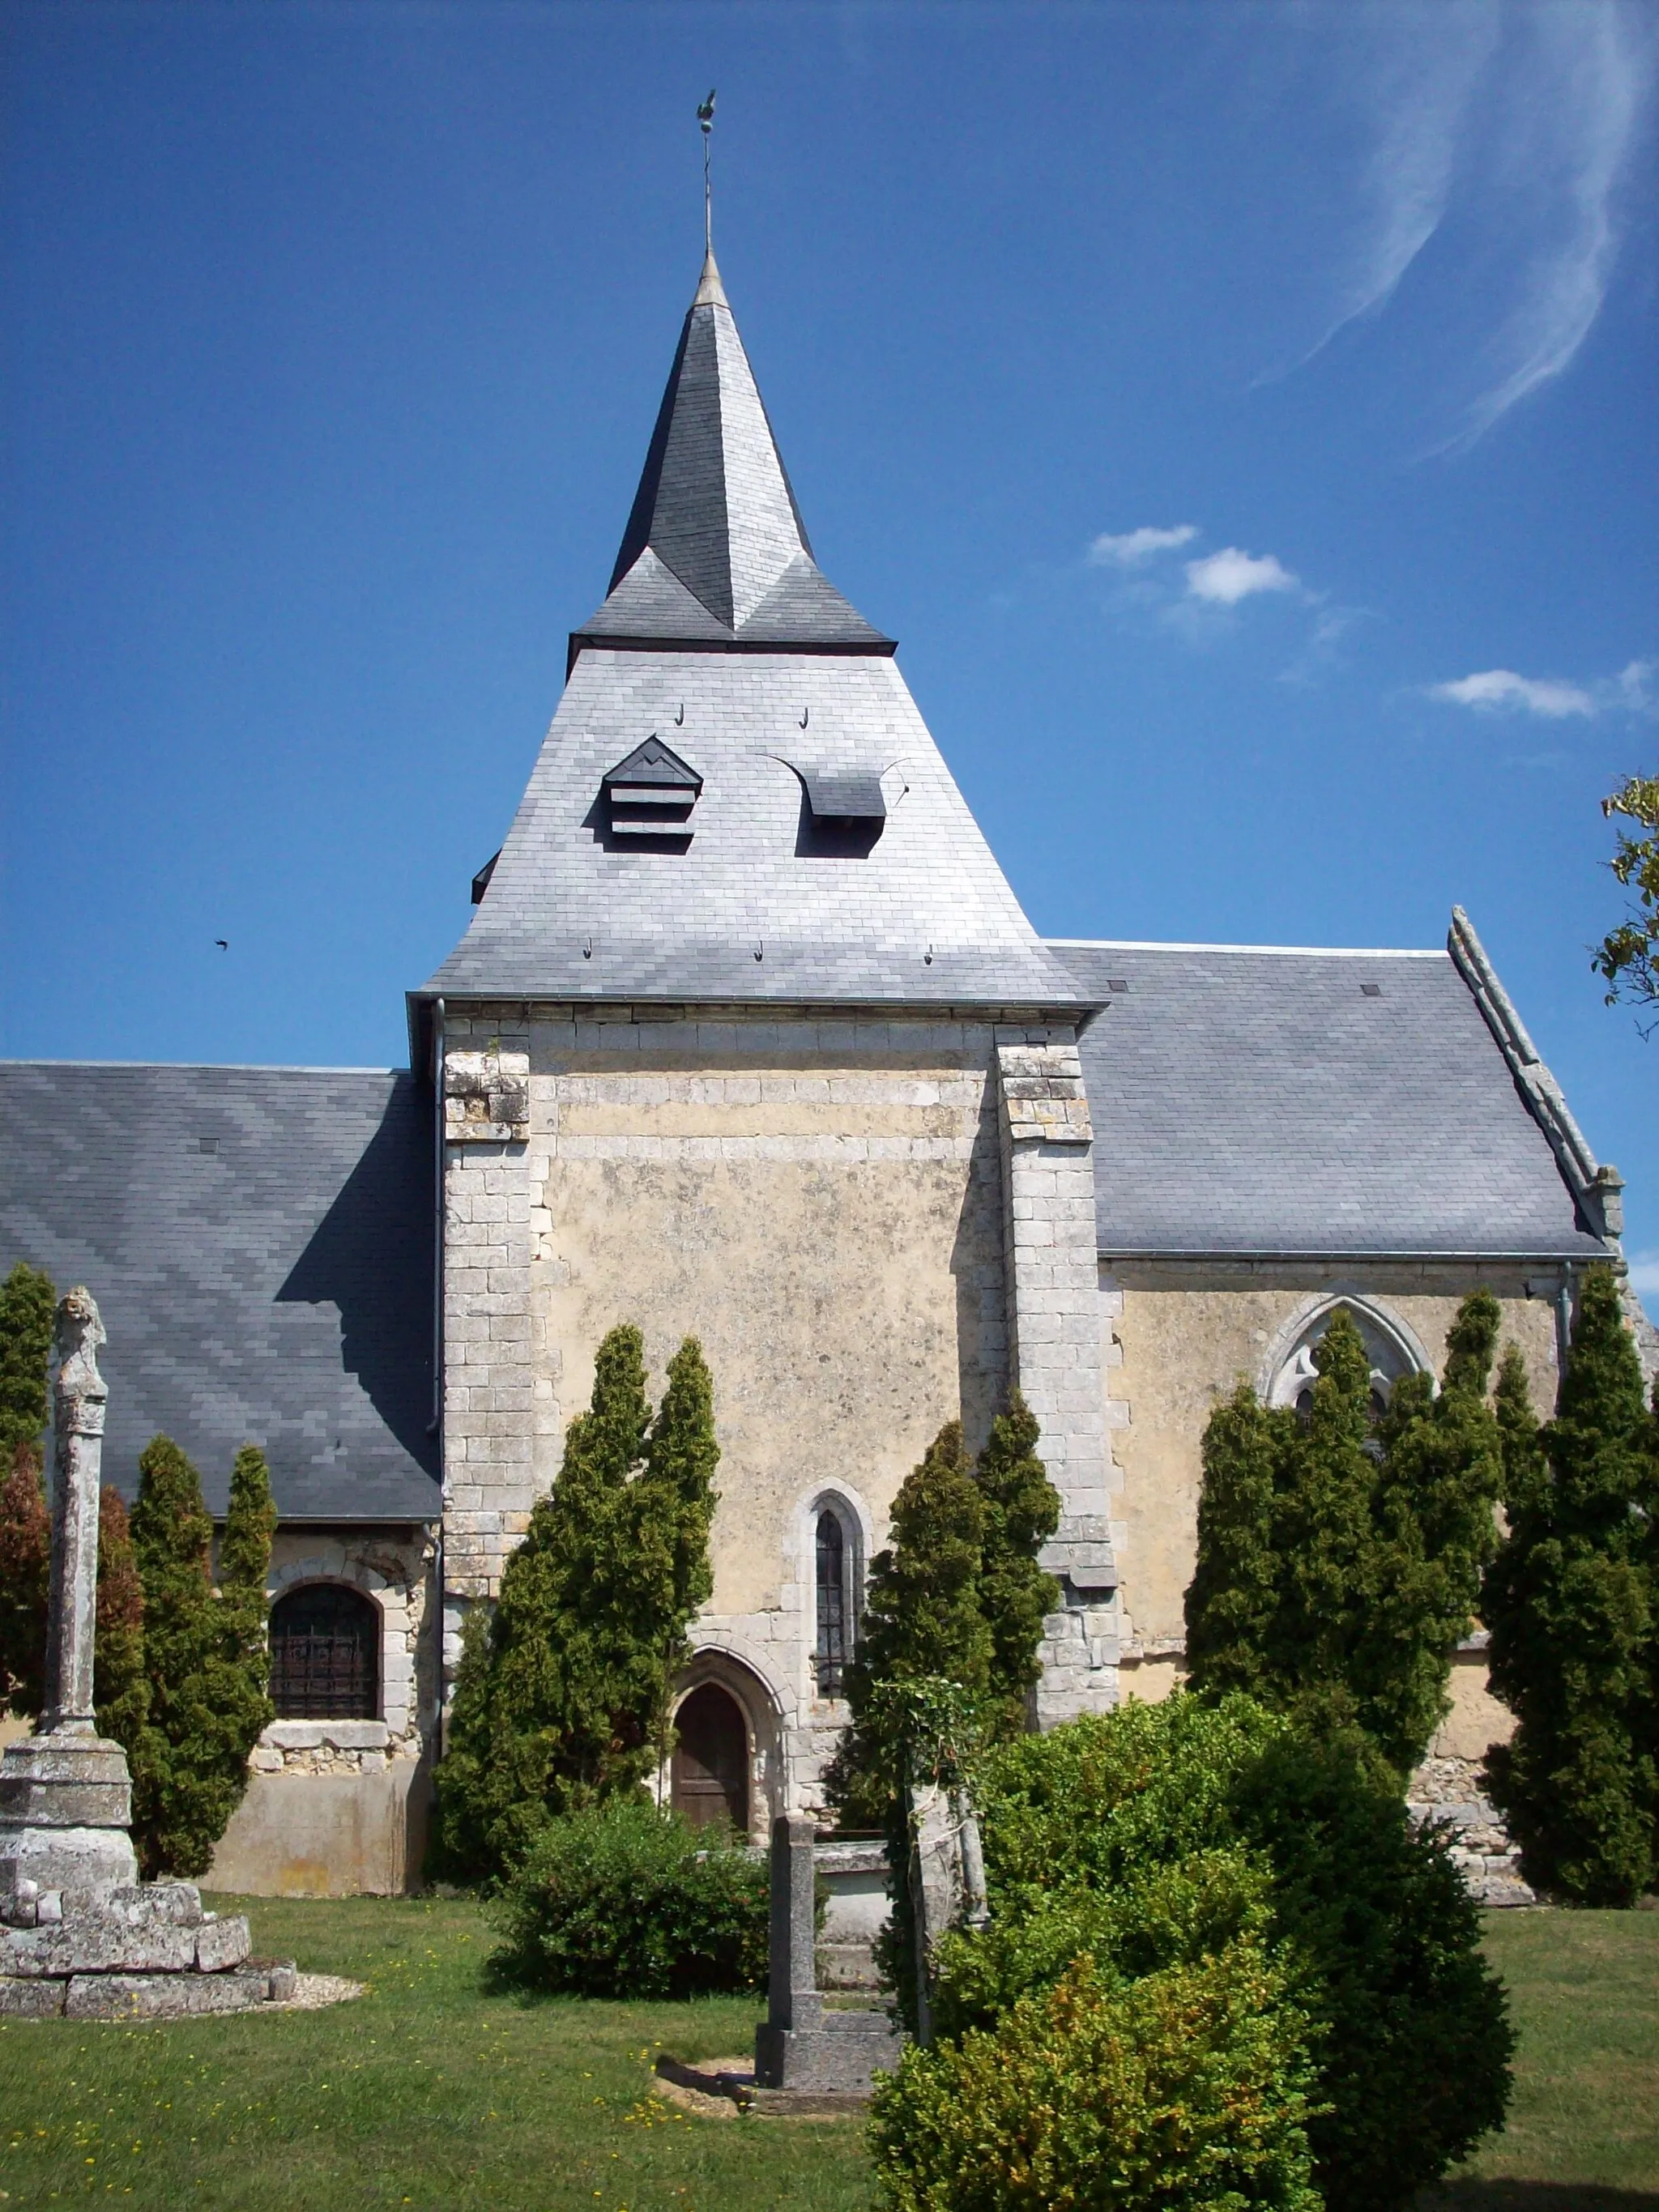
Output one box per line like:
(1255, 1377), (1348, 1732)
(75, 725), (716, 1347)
(0, 1737), (139, 1910)
(753, 1814), (902, 2095)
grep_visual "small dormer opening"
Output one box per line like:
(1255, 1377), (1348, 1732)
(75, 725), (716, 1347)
(600, 737), (702, 846)
(787, 761), (889, 858)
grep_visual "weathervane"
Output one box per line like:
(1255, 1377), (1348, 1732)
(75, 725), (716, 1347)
(697, 88), (716, 254)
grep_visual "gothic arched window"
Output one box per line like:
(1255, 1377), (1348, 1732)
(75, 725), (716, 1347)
(815, 1508), (854, 1698)
(270, 1583), (380, 1720)
(1268, 1302), (1423, 1434)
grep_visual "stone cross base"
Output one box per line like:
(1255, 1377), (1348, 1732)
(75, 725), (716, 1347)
(0, 1877), (297, 2019)
(754, 1813), (903, 2095)
(0, 1735), (139, 1907)
(754, 2004), (904, 2095)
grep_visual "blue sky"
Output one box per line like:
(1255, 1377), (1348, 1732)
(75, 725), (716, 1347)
(4, 2), (1657, 1266)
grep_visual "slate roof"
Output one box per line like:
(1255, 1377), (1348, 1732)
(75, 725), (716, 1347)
(423, 647), (1090, 1009)
(0, 1063), (439, 1520)
(1054, 940), (1610, 1260)
(572, 252), (892, 658)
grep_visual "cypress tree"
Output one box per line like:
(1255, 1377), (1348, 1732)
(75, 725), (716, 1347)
(1355, 1291), (1505, 1770)
(95, 1488), (147, 1752)
(127, 1435), (273, 1878)
(971, 1392), (1060, 1735)
(215, 1445), (278, 1756)
(636, 1336), (721, 1767)
(1184, 1384), (1290, 1702)
(431, 1326), (723, 1881)
(0, 1261), (54, 1462)
(828, 1421), (992, 1830)
(1483, 1268), (1658, 1903)
(0, 1441), (50, 1716)
(1187, 1297), (1511, 1776)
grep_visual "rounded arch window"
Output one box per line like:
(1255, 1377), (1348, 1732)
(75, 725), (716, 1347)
(1267, 1302), (1422, 1431)
(270, 1583), (380, 1720)
(814, 1502), (861, 1698)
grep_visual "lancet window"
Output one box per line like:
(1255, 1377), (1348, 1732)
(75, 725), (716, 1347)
(814, 1507), (859, 1698)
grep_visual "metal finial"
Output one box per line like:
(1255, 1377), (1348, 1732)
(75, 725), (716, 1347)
(697, 89), (716, 254)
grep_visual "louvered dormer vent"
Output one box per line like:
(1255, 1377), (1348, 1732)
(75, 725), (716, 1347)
(602, 737), (702, 842)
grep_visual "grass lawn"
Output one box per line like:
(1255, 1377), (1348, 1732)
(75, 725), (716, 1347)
(2, 1897), (1655, 2211)
(1422, 1907), (1659, 2212)
(0, 1892), (868, 2212)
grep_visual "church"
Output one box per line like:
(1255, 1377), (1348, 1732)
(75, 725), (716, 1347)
(0, 245), (1631, 1896)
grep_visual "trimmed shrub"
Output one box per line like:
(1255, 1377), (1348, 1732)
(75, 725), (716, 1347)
(0, 1261), (54, 1461)
(94, 1487), (147, 1750)
(1482, 1267), (1659, 1904)
(487, 1798), (767, 1998)
(431, 1328), (722, 1882)
(127, 1435), (272, 1877)
(972, 1392), (1061, 1737)
(0, 1442), (50, 1716)
(1185, 1295), (1505, 1774)
(923, 1695), (1511, 2212)
(871, 1944), (1320, 2212)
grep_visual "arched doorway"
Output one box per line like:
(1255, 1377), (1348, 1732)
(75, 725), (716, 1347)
(670, 1682), (749, 1834)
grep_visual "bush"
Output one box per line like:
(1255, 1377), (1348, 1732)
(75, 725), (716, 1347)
(871, 1945), (1320, 2212)
(921, 1695), (1511, 2212)
(486, 1798), (767, 1998)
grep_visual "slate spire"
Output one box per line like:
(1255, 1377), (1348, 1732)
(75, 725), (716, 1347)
(572, 254), (892, 656)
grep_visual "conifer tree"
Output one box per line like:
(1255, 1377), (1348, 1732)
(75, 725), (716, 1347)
(127, 1435), (272, 1877)
(827, 1421), (992, 1830)
(1483, 1268), (1658, 1903)
(216, 1445), (278, 1751)
(0, 1441), (50, 1716)
(1183, 1385), (1290, 1703)
(971, 1392), (1060, 1735)
(0, 1261), (54, 1462)
(95, 1487), (147, 1751)
(431, 1326), (723, 1881)
(1186, 1297), (1508, 1776)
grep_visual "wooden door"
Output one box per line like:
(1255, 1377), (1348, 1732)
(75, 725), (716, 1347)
(670, 1683), (749, 1834)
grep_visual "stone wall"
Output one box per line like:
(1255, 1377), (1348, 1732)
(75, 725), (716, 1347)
(207, 1526), (437, 1897)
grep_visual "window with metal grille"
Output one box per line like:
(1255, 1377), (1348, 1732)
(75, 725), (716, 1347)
(815, 1510), (851, 1698)
(270, 1584), (379, 1720)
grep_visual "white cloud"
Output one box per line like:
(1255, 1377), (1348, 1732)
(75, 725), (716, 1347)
(1617, 658), (1657, 712)
(1183, 548), (1299, 606)
(1428, 669), (1596, 718)
(1087, 524), (1200, 567)
(1627, 1251), (1659, 1299)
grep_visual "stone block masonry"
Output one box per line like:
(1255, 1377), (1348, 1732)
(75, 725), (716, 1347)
(995, 1029), (1122, 1725)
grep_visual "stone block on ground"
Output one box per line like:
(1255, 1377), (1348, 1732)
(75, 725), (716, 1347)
(64, 1967), (284, 2020)
(194, 1915), (252, 1972)
(1, 1913), (200, 1977)
(0, 1975), (67, 2018)
(754, 2007), (904, 2094)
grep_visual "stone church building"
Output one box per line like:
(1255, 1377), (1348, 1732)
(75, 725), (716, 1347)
(0, 249), (1631, 1894)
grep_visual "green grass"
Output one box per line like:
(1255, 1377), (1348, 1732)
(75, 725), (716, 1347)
(1421, 1908), (1659, 2212)
(0, 1892), (868, 2211)
(2, 1897), (1654, 2211)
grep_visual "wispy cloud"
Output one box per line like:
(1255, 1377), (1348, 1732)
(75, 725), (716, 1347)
(1087, 523), (1199, 567)
(1430, 669), (1596, 717)
(1627, 1251), (1659, 1300)
(1293, 7), (1499, 369)
(1184, 548), (1299, 606)
(1282, 2), (1656, 450)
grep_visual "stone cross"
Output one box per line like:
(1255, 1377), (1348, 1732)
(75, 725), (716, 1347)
(41, 1288), (109, 1737)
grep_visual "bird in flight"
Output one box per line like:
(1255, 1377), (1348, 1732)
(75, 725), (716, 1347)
(215, 939), (228, 951)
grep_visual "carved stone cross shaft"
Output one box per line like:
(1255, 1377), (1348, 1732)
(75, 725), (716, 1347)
(41, 1288), (109, 1737)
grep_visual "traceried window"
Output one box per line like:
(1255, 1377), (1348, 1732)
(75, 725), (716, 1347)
(815, 1510), (854, 1698)
(1269, 1302), (1420, 1435)
(270, 1584), (379, 1720)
